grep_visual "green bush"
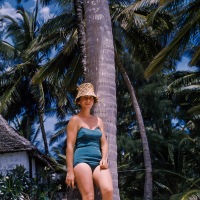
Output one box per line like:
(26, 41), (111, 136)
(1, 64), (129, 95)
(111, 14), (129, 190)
(0, 165), (63, 200)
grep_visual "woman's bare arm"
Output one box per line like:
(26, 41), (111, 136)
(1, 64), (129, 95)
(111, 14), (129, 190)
(98, 117), (109, 169)
(66, 116), (79, 188)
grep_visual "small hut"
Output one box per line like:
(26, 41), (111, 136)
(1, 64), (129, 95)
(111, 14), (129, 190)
(0, 114), (54, 177)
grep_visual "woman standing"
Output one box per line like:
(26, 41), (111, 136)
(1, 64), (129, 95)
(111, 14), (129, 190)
(65, 83), (113, 200)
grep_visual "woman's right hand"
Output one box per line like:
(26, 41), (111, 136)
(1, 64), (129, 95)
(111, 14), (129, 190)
(100, 159), (109, 169)
(65, 171), (75, 189)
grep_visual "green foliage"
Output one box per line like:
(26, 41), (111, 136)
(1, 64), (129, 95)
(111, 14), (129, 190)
(117, 67), (200, 199)
(145, 0), (200, 77)
(170, 190), (200, 200)
(1, 0), (200, 199)
(0, 165), (30, 199)
(0, 165), (64, 200)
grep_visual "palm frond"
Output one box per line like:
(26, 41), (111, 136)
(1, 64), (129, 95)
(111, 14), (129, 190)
(32, 0), (39, 33)
(114, 1), (147, 30)
(25, 17), (76, 57)
(57, 153), (66, 160)
(170, 189), (200, 200)
(146, 8), (175, 37)
(189, 45), (200, 66)
(0, 76), (22, 113)
(31, 29), (78, 84)
(17, 7), (33, 39)
(49, 127), (66, 145)
(154, 181), (173, 195)
(40, 11), (76, 38)
(2, 7), (36, 50)
(39, 0), (73, 7)
(168, 72), (200, 91)
(178, 135), (195, 148)
(188, 105), (200, 116)
(145, 9), (200, 78)
(125, 27), (162, 65)
(155, 169), (200, 189)
(31, 83), (45, 112)
(0, 41), (21, 59)
(24, 33), (61, 59)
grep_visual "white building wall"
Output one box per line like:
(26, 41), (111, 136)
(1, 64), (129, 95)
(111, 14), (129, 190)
(31, 157), (36, 177)
(0, 151), (30, 175)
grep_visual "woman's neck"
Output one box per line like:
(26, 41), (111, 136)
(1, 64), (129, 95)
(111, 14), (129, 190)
(78, 109), (91, 118)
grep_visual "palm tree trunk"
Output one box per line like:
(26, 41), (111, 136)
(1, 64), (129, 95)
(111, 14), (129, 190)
(83, 0), (120, 199)
(74, 0), (87, 78)
(32, 84), (49, 155)
(38, 112), (49, 155)
(116, 56), (152, 200)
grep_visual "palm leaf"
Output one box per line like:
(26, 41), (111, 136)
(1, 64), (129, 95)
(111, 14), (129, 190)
(170, 189), (200, 200)
(145, 11), (200, 78)
(114, 1), (147, 29)
(0, 41), (21, 59)
(32, 0), (39, 34)
(189, 45), (200, 66)
(188, 105), (200, 115)
(155, 169), (200, 189)
(31, 29), (78, 84)
(49, 127), (66, 144)
(39, 0), (73, 7)
(0, 76), (22, 113)
(168, 73), (200, 91)
(17, 7), (33, 40)
(40, 12), (76, 35)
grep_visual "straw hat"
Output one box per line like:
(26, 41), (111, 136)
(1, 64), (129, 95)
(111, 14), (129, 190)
(75, 83), (98, 103)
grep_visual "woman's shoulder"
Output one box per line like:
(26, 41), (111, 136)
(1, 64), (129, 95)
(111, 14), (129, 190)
(96, 116), (102, 122)
(96, 116), (103, 128)
(67, 115), (81, 131)
(69, 115), (81, 123)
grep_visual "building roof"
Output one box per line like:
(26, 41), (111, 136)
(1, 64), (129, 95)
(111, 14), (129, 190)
(0, 115), (55, 169)
(0, 115), (36, 153)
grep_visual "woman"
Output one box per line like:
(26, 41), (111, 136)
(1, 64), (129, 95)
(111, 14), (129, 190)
(65, 83), (113, 200)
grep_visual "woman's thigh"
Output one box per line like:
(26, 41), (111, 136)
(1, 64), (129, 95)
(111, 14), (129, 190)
(74, 163), (94, 195)
(92, 166), (113, 191)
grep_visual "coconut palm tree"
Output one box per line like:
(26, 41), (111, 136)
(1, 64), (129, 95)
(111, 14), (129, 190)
(111, 1), (176, 198)
(142, 1), (200, 181)
(31, 0), (174, 199)
(32, 0), (120, 198)
(0, 2), (50, 154)
(82, 0), (119, 198)
(14, 1), (177, 199)
(115, 55), (152, 199)
(0, 1), (76, 155)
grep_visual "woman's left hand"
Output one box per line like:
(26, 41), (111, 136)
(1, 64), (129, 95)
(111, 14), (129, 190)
(100, 159), (109, 169)
(66, 171), (75, 188)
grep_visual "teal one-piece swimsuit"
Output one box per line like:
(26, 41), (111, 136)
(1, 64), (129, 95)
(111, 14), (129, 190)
(73, 127), (102, 171)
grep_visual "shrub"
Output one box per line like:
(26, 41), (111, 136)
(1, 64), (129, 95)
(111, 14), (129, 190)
(0, 165), (63, 200)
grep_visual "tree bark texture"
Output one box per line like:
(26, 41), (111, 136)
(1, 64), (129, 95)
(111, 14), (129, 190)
(83, 0), (120, 199)
(74, 0), (87, 78)
(34, 84), (49, 155)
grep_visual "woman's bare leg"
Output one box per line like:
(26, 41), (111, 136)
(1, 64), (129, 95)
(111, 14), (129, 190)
(93, 166), (113, 200)
(74, 163), (95, 200)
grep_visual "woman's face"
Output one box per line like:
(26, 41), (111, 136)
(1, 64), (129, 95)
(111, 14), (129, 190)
(78, 95), (94, 108)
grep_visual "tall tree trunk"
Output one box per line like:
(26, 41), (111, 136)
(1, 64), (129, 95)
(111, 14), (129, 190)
(83, 0), (120, 199)
(116, 57), (152, 200)
(74, 0), (87, 78)
(32, 84), (49, 155)
(38, 112), (49, 155)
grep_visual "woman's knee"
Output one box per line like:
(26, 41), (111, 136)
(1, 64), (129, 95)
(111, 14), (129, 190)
(82, 192), (94, 200)
(101, 185), (113, 196)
